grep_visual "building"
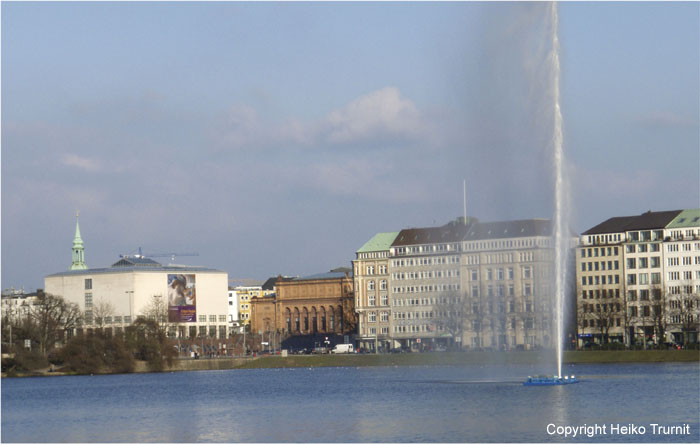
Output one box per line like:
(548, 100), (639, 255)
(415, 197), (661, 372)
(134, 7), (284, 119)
(227, 289), (241, 332)
(354, 217), (575, 351)
(1, 288), (40, 325)
(576, 209), (700, 347)
(352, 232), (399, 352)
(44, 216), (230, 339)
(249, 269), (355, 338)
(234, 286), (272, 327)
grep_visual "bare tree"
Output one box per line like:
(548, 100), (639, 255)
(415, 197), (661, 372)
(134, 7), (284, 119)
(668, 283), (700, 346)
(431, 290), (469, 349)
(140, 294), (169, 334)
(93, 298), (116, 328)
(29, 291), (82, 355)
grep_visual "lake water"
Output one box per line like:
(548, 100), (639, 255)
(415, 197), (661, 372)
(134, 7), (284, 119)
(2, 362), (699, 442)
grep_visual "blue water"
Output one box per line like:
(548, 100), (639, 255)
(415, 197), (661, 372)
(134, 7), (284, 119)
(2, 362), (699, 442)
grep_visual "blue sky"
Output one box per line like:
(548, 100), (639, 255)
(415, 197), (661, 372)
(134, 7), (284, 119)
(2, 2), (698, 291)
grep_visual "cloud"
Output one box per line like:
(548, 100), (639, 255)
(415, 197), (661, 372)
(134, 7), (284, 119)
(633, 111), (698, 128)
(217, 87), (429, 151)
(60, 154), (102, 172)
(323, 87), (426, 144)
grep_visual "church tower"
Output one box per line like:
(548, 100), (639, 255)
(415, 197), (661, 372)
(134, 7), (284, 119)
(70, 210), (87, 270)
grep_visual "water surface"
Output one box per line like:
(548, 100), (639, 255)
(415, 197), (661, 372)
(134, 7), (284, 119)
(2, 362), (698, 442)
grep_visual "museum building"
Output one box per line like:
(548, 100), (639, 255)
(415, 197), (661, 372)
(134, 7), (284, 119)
(44, 215), (229, 339)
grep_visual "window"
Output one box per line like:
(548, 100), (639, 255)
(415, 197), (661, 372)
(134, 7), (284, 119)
(508, 268), (514, 280)
(380, 280), (387, 291)
(522, 267), (531, 279)
(638, 257), (648, 268)
(487, 269), (493, 280)
(626, 245), (635, 253)
(84, 293), (93, 308)
(639, 273), (648, 285)
(651, 273), (661, 284)
(380, 311), (389, 322)
(471, 270), (478, 281)
(367, 281), (375, 291)
(627, 258), (636, 269)
(627, 274), (636, 285)
(219, 315), (226, 322)
(381, 294), (388, 306)
(368, 294), (376, 306)
(368, 311), (376, 323)
(524, 283), (531, 296)
(85, 279), (92, 290)
(199, 315), (206, 323)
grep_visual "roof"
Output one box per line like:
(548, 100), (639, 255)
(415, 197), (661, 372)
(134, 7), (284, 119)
(583, 210), (683, 235)
(294, 270), (352, 281)
(391, 218), (553, 247)
(46, 256), (225, 278)
(112, 256), (162, 267)
(667, 209), (700, 229)
(392, 223), (471, 247)
(463, 219), (552, 240)
(356, 232), (399, 253)
(262, 276), (294, 290)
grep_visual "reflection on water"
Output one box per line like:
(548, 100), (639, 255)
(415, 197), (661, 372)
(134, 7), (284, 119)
(2, 363), (699, 442)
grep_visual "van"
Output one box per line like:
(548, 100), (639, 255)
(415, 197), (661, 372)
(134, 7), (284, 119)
(331, 343), (354, 354)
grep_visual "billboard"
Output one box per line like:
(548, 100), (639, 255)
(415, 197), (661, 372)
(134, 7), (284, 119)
(168, 274), (196, 322)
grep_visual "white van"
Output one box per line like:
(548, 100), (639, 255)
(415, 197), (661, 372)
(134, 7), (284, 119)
(331, 343), (355, 354)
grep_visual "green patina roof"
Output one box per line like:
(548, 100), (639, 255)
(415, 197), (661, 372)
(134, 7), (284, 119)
(667, 208), (700, 228)
(356, 232), (399, 253)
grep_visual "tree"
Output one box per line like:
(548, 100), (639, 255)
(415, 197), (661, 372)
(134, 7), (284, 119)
(29, 291), (82, 355)
(667, 283), (700, 346)
(431, 290), (469, 349)
(650, 285), (667, 347)
(59, 332), (134, 374)
(140, 294), (169, 333)
(92, 298), (116, 329)
(125, 317), (176, 371)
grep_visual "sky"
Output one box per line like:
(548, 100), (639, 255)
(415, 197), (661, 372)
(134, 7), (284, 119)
(2, 2), (698, 291)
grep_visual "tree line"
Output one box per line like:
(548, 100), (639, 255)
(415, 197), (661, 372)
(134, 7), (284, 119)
(2, 291), (175, 375)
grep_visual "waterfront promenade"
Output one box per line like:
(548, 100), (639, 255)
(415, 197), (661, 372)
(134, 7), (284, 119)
(4, 350), (698, 377)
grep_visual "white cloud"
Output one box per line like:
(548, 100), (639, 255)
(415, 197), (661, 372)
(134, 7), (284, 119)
(61, 154), (102, 172)
(324, 87), (426, 144)
(634, 111), (698, 128)
(218, 87), (429, 150)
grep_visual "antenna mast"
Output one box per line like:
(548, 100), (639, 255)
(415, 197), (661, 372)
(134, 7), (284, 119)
(463, 179), (467, 225)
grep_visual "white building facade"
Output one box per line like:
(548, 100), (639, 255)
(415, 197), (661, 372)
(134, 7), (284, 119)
(576, 209), (700, 347)
(45, 256), (230, 339)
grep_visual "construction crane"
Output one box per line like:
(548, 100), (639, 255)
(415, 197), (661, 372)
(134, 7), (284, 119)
(121, 247), (199, 263)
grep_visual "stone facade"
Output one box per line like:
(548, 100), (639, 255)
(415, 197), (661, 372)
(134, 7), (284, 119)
(250, 270), (355, 337)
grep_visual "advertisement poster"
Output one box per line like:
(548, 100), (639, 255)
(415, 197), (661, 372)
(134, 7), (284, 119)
(168, 274), (196, 322)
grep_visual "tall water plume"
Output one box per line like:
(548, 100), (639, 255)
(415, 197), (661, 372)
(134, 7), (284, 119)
(550, 1), (569, 379)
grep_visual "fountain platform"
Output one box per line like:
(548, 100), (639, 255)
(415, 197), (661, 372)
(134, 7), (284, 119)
(524, 375), (579, 386)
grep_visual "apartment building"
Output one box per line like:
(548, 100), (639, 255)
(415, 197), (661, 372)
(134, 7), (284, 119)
(352, 232), (398, 352)
(576, 209), (700, 347)
(355, 217), (573, 351)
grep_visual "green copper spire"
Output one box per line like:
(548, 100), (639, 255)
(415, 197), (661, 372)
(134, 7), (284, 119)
(70, 210), (87, 270)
